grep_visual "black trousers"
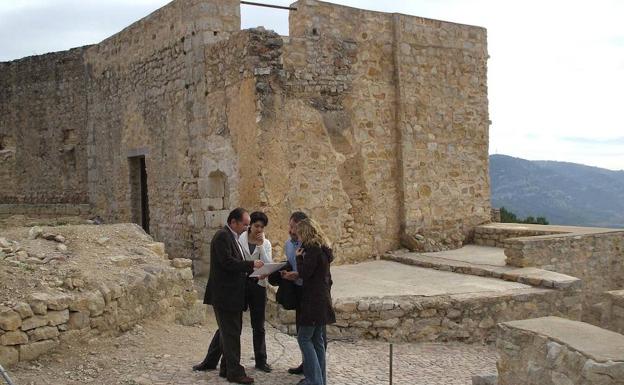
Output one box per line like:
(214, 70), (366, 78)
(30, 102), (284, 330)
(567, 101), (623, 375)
(213, 306), (246, 379)
(199, 281), (268, 369)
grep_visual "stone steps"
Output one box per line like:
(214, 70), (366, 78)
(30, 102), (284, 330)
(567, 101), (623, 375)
(383, 250), (581, 291)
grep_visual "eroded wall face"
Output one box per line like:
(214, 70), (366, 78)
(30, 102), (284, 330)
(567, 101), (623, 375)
(0, 49), (89, 204)
(82, 0), (242, 273)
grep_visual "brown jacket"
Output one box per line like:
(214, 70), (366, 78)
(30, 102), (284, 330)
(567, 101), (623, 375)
(296, 244), (336, 326)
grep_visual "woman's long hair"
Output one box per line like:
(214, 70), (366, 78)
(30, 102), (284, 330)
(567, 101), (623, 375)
(296, 218), (331, 249)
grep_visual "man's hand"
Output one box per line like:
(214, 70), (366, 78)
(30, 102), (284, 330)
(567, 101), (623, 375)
(295, 247), (304, 257)
(253, 260), (264, 269)
(281, 271), (299, 281)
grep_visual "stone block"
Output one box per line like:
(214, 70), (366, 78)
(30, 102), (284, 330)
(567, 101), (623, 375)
(27, 326), (59, 342)
(12, 302), (34, 319)
(0, 330), (28, 346)
(19, 339), (58, 361)
(0, 307), (22, 331)
(21, 316), (48, 331)
(67, 312), (90, 330)
(70, 291), (105, 316)
(146, 242), (166, 257)
(46, 310), (69, 326)
(0, 345), (19, 367)
(171, 258), (193, 269)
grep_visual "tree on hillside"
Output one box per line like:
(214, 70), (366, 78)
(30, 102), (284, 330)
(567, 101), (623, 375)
(500, 207), (549, 225)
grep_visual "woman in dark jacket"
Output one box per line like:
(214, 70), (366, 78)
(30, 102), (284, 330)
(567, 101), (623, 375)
(294, 218), (335, 385)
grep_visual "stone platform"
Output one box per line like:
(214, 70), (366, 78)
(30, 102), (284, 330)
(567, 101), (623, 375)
(267, 258), (582, 343)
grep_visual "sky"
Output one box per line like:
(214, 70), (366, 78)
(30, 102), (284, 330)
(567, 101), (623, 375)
(0, 0), (622, 171)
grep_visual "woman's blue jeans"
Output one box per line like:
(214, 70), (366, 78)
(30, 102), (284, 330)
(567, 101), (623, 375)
(297, 325), (326, 385)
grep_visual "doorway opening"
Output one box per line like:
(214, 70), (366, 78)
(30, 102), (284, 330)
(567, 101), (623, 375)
(129, 155), (150, 233)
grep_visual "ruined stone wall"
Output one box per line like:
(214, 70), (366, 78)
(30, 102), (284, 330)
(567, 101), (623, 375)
(504, 231), (624, 325)
(83, 0), (241, 274)
(256, 0), (490, 263)
(0, 48), (90, 204)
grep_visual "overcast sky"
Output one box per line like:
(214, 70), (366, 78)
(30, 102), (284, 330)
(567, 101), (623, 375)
(1, 0), (622, 171)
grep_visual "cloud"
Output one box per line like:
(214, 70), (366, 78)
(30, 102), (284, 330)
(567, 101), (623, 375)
(561, 137), (624, 145)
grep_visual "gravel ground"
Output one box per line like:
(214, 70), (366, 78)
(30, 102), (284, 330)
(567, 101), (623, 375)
(7, 312), (497, 385)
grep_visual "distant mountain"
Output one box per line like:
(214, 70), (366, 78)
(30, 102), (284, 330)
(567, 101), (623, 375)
(489, 154), (624, 228)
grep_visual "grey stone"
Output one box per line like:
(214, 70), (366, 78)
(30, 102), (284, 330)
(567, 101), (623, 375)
(19, 339), (58, 361)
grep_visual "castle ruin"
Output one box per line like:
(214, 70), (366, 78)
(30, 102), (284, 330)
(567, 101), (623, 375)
(0, 0), (490, 275)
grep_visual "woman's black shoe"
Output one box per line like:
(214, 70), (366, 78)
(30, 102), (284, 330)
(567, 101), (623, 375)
(255, 363), (272, 373)
(288, 363), (304, 375)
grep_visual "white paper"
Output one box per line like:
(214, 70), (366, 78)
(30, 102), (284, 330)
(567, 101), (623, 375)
(249, 262), (287, 278)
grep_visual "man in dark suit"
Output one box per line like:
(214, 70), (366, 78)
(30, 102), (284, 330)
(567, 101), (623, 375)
(195, 208), (263, 384)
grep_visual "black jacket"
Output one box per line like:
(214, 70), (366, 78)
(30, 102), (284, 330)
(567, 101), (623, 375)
(203, 226), (254, 312)
(296, 244), (336, 326)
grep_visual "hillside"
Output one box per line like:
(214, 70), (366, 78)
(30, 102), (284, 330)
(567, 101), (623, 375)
(489, 154), (624, 228)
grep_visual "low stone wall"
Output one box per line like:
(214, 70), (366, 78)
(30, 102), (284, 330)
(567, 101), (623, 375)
(0, 259), (202, 367)
(601, 290), (624, 334)
(0, 204), (91, 218)
(267, 287), (581, 343)
(504, 231), (624, 325)
(474, 224), (563, 248)
(496, 317), (624, 385)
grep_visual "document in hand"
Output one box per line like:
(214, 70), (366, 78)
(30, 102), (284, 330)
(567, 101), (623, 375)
(249, 262), (287, 277)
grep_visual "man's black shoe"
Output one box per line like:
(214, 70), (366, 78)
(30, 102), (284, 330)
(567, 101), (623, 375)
(192, 362), (217, 371)
(219, 369), (227, 378)
(288, 363), (304, 375)
(227, 375), (254, 384)
(255, 362), (272, 373)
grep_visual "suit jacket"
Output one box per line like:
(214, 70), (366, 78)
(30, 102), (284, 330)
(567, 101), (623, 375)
(203, 226), (254, 312)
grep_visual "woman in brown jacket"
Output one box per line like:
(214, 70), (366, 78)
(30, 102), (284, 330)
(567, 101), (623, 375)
(294, 218), (336, 385)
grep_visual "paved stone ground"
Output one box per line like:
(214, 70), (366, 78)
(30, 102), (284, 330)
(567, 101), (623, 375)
(7, 312), (497, 385)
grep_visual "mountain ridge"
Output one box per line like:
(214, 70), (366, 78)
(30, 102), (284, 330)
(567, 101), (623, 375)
(489, 154), (624, 228)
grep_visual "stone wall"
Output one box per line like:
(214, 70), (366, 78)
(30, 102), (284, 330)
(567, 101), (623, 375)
(504, 231), (624, 324)
(0, 204), (91, 218)
(267, 287), (581, 343)
(254, 0), (491, 263)
(0, 259), (200, 367)
(1, 0), (491, 270)
(475, 223), (564, 248)
(496, 317), (624, 385)
(0, 48), (90, 204)
(600, 290), (624, 334)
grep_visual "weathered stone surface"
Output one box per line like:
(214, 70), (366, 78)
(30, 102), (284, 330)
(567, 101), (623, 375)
(0, 345), (19, 367)
(171, 258), (192, 269)
(497, 317), (624, 385)
(12, 302), (34, 319)
(19, 339), (59, 361)
(67, 312), (90, 330)
(20, 316), (48, 331)
(46, 310), (69, 326)
(27, 326), (59, 342)
(0, 307), (22, 331)
(472, 374), (498, 385)
(70, 291), (105, 316)
(0, 330), (28, 346)
(146, 243), (165, 258)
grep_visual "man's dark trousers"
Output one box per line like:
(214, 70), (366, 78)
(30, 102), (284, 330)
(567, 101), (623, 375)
(197, 279), (268, 368)
(213, 306), (245, 378)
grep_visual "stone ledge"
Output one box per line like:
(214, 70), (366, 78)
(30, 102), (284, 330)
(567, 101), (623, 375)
(382, 253), (581, 291)
(267, 286), (582, 343)
(500, 316), (624, 363)
(0, 204), (91, 217)
(497, 316), (624, 385)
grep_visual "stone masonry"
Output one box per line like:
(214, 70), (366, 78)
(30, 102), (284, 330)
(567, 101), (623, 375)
(496, 317), (624, 385)
(0, 0), (490, 275)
